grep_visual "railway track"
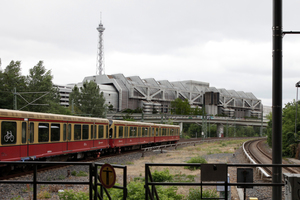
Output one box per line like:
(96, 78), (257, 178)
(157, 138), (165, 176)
(1, 137), (251, 180)
(244, 138), (299, 178)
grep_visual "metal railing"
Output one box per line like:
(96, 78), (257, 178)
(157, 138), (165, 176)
(0, 161), (127, 200)
(145, 163), (300, 200)
(2, 161), (300, 199)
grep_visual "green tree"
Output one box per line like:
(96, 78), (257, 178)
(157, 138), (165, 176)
(267, 100), (300, 157)
(70, 81), (106, 117)
(187, 123), (202, 138)
(0, 61), (27, 109)
(69, 85), (82, 114)
(171, 98), (191, 115)
(25, 61), (62, 113)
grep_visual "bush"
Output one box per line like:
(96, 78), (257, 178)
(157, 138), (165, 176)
(185, 156), (207, 170)
(99, 180), (183, 200)
(187, 188), (218, 200)
(152, 169), (173, 182)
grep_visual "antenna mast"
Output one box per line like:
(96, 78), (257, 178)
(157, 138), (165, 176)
(96, 13), (105, 75)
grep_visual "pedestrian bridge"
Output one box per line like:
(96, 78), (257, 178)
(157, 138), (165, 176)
(107, 113), (268, 127)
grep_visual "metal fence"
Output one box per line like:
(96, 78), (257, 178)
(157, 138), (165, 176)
(145, 163), (300, 200)
(0, 161), (127, 200)
(1, 161), (300, 199)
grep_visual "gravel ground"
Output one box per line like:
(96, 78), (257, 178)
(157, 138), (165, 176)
(0, 142), (284, 200)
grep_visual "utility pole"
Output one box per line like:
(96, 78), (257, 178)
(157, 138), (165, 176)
(13, 87), (17, 110)
(272, 0), (282, 198)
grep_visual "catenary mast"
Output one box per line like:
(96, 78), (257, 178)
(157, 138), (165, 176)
(96, 18), (105, 75)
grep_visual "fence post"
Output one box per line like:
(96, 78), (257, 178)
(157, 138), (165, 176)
(145, 164), (148, 200)
(33, 164), (37, 200)
(123, 165), (127, 200)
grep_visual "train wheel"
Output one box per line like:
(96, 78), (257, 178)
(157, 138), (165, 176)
(21, 164), (32, 172)
(0, 166), (11, 176)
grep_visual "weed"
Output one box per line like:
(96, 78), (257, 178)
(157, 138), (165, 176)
(134, 177), (145, 181)
(76, 170), (88, 176)
(150, 156), (155, 163)
(174, 173), (196, 182)
(10, 196), (24, 200)
(71, 170), (77, 176)
(49, 185), (60, 193)
(37, 190), (51, 199)
(187, 188), (218, 199)
(220, 142), (227, 147)
(58, 175), (65, 180)
(58, 189), (89, 200)
(22, 184), (32, 193)
(125, 161), (134, 165)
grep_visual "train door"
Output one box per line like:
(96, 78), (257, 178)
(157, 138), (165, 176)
(20, 121), (28, 158)
(66, 123), (71, 151)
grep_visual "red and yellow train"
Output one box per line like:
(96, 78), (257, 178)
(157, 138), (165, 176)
(0, 109), (180, 164)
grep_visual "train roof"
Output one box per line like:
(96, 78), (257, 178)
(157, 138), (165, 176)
(0, 109), (109, 123)
(112, 119), (179, 128)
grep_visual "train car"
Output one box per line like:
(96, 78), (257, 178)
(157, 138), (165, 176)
(0, 109), (180, 174)
(0, 109), (110, 163)
(153, 123), (180, 144)
(109, 120), (180, 150)
(109, 120), (155, 150)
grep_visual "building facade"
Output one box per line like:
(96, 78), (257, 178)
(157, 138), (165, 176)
(55, 73), (263, 118)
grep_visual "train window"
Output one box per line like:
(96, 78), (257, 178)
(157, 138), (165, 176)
(145, 127), (148, 136)
(74, 124), (81, 140)
(63, 124), (66, 141)
(138, 127), (141, 137)
(30, 122), (34, 143)
(98, 125), (104, 138)
(22, 122), (26, 143)
(67, 124), (71, 140)
(83, 125), (89, 139)
(119, 126), (123, 138)
(1, 121), (17, 145)
(51, 123), (60, 142)
(170, 129), (174, 136)
(129, 127), (135, 137)
(141, 127), (144, 137)
(38, 123), (49, 142)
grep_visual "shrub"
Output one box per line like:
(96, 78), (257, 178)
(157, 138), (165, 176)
(152, 169), (173, 182)
(185, 156), (207, 170)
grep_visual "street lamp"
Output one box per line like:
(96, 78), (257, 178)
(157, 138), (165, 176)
(295, 81), (300, 138)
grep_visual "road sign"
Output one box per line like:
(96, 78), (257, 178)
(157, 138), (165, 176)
(99, 164), (116, 188)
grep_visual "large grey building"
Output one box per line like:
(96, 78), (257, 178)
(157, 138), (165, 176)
(56, 73), (263, 118)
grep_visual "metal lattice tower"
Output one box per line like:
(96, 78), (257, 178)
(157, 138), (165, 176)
(96, 20), (105, 75)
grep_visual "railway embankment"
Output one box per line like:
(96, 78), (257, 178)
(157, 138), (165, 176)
(0, 138), (271, 200)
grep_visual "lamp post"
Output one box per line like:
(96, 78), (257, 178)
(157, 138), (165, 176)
(295, 81), (300, 138)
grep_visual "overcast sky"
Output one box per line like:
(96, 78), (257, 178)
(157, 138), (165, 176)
(1, 0), (300, 107)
